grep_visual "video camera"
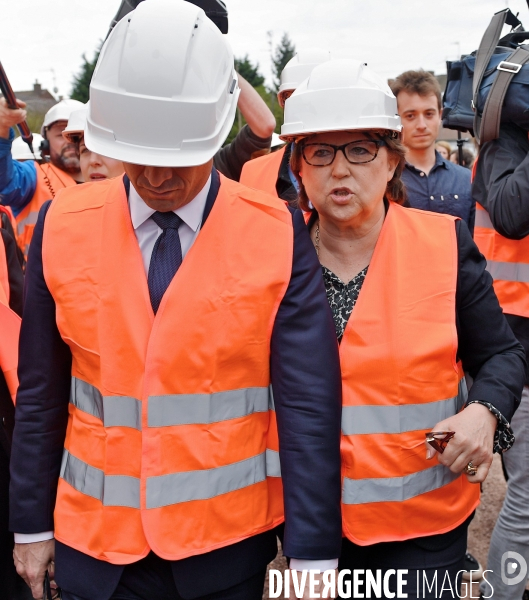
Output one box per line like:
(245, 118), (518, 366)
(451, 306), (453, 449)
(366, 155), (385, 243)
(106, 0), (228, 39)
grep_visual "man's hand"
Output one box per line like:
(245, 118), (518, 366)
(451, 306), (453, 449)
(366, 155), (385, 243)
(288, 569), (338, 599)
(0, 97), (27, 140)
(14, 539), (55, 599)
(426, 402), (497, 483)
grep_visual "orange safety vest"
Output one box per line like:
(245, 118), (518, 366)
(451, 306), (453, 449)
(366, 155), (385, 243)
(240, 146), (285, 197)
(340, 203), (479, 545)
(16, 162), (77, 258)
(0, 234), (21, 402)
(474, 203), (529, 318)
(43, 174), (291, 563)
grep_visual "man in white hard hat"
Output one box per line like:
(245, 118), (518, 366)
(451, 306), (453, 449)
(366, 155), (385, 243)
(240, 50), (331, 207)
(9, 2), (342, 599)
(0, 98), (85, 257)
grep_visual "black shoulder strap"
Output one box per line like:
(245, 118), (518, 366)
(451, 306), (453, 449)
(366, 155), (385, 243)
(473, 9), (524, 143)
(479, 46), (529, 144)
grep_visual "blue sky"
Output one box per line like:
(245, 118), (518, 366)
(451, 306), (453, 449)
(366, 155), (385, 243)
(3, 0), (528, 98)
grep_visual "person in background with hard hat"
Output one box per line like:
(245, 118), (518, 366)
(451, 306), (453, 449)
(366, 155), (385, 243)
(0, 98), (85, 257)
(0, 224), (25, 599)
(63, 107), (125, 183)
(240, 50), (331, 207)
(281, 58), (525, 597)
(9, 2), (342, 599)
(389, 70), (475, 233)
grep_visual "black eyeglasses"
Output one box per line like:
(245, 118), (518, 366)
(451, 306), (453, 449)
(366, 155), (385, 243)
(302, 139), (386, 166)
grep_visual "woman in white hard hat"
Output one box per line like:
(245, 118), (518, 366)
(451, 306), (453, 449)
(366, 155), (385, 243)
(281, 59), (524, 597)
(62, 106), (125, 182)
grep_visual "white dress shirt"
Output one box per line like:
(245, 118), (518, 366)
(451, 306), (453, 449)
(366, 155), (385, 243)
(129, 175), (211, 275)
(15, 175), (338, 572)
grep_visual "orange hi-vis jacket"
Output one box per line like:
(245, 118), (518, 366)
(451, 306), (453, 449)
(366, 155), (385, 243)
(42, 174), (291, 563)
(0, 234), (21, 402)
(474, 203), (529, 318)
(16, 163), (77, 258)
(240, 146), (285, 197)
(340, 203), (479, 545)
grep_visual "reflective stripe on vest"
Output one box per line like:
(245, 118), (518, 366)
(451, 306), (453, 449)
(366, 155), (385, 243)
(70, 377), (142, 430)
(149, 386), (275, 427)
(340, 203), (480, 545)
(61, 448), (281, 510)
(474, 203), (529, 318)
(71, 377), (275, 429)
(44, 174), (290, 562)
(61, 449), (140, 508)
(486, 261), (529, 283)
(343, 464), (460, 505)
(341, 379), (468, 436)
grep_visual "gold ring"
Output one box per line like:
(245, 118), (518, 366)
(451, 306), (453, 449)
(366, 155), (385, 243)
(465, 461), (478, 476)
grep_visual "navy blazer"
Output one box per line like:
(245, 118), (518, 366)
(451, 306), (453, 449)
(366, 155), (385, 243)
(9, 170), (342, 599)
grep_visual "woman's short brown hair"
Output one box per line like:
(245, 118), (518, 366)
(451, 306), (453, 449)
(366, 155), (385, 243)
(290, 131), (407, 213)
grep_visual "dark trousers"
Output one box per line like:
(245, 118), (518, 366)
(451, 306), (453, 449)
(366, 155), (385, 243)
(61, 552), (266, 600)
(0, 443), (32, 600)
(339, 522), (468, 599)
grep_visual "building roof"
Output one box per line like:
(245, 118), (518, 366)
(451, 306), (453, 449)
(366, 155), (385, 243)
(15, 81), (57, 116)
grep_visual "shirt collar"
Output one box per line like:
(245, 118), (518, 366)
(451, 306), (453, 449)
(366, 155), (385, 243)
(129, 174), (212, 232)
(405, 150), (449, 173)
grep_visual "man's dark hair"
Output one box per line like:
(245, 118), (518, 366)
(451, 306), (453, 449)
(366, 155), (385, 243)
(389, 70), (442, 110)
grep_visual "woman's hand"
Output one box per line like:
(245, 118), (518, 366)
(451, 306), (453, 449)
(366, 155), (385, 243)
(426, 403), (497, 483)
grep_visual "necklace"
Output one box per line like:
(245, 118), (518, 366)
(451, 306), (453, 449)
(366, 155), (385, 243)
(314, 221), (320, 258)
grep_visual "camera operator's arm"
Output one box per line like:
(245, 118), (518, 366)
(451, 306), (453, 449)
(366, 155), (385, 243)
(236, 75), (276, 140)
(213, 74), (275, 181)
(473, 124), (529, 239)
(0, 99), (37, 214)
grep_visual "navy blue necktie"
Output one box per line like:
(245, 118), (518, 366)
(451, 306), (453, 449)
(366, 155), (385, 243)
(148, 211), (184, 313)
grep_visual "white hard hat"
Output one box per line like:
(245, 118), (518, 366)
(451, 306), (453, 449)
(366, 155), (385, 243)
(280, 59), (402, 141)
(11, 134), (43, 161)
(62, 105), (88, 143)
(271, 133), (284, 148)
(278, 50), (332, 97)
(41, 99), (86, 136)
(85, 0), (240, 167)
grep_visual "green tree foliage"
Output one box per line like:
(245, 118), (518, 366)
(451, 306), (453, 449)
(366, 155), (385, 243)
(234, 55), (265, 89)
(71, 48), (101, 103)
(271, 33), (296, 92)
(226, 34), (295, 144)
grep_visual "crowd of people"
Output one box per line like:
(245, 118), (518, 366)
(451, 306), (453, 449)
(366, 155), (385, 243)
(0, 1), (528, 599)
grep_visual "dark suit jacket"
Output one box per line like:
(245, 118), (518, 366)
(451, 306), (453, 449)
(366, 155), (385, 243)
(9, 169), (343, 599)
